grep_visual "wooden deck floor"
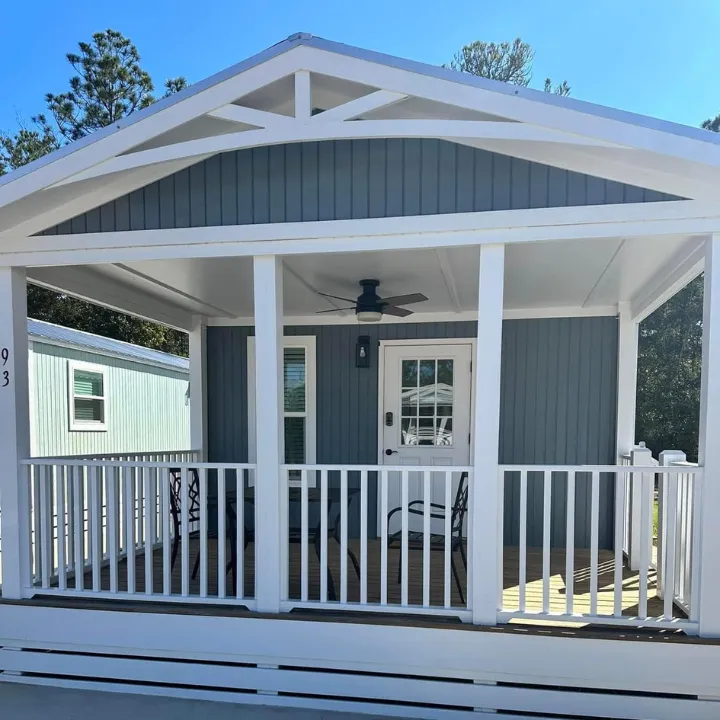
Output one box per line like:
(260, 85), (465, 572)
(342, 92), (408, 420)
(44, 538), (672, 621)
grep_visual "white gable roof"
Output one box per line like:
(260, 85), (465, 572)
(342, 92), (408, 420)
(1, 32), (719, 238)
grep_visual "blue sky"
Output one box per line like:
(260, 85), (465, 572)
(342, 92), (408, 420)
(1, 0), (719, 134)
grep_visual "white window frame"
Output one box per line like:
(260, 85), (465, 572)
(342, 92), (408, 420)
(247, 336), (316, 484)
(68, 360), (109, 432)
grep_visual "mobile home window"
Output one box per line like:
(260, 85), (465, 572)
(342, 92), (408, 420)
(68, 361), (108, 431)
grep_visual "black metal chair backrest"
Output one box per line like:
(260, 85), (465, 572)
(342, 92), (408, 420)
(169, 468), (201, 530)
(450, 472), (469, 536)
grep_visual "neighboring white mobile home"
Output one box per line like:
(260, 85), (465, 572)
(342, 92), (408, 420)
(0, 32), (719, 719)
(28, 319), (190, 457)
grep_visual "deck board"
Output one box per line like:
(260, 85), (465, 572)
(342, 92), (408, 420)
(41, 538), (671, 622)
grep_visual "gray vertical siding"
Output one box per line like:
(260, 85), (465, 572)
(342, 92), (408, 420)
(207, 317), (618, 547)
(45, 140), (678, 235)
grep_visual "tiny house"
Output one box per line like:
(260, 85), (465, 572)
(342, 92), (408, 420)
(1, 33), (720, 720)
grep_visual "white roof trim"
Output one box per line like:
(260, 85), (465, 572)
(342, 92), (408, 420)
(1, 31), (719, 227)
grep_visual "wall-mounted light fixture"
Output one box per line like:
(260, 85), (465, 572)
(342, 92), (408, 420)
(356, 335), (371, 368)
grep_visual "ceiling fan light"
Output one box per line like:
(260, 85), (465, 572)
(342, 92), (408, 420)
(356, 310), (383, 323)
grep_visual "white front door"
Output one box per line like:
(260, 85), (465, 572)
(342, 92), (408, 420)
(380, 343), (472, 533)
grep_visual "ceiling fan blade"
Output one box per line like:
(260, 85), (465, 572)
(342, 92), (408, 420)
(315, 307), (356, 314)
(380, 293), (428, 306)
(383, 305), (413, 318)
(317, 291), (357, 303)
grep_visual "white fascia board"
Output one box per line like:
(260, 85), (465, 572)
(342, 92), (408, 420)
(3, 200), (720, 268)
(630, 238), (706, 322)
(295, 44), (720, 172)
(27, 266), (193, 331)
(207, 306), (619, 327)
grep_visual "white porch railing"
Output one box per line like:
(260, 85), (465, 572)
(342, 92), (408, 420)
(498, 463), (702, 630)
(14, 458), (703, 632)
(21, 458), (256, 606)
(279, 465), (472, 621)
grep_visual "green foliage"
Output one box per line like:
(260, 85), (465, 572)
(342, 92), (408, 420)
(45, 29), (185, 142)
(0, 116), (59, 176)
(702, 114), (720, 133)
(2, 29), (189, 356)
(448, 38), (570, 95)
(636, 276), (703, 461)
(28, 285), (188, 356)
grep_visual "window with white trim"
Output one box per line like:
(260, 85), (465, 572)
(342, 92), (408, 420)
(68, 361), (108, 431)
(248, 336), (316, 482)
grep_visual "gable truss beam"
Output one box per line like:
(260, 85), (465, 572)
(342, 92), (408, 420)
(208, 104), (295, 128)
(315, 89), (408, 121)
(294, 70), (312, 119)
(54, 120), (622, 188)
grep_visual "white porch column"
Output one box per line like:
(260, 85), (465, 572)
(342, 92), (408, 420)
(0, 267), (31, 599)
(697, 234), (720, 637)
(616, 303), (639, 459)
(188, 316), (207, 459)
(252, 255), (284, 613)
(471, 244), (505, 626)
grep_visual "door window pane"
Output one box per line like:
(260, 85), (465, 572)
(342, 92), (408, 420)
(397, 356), (455, 446)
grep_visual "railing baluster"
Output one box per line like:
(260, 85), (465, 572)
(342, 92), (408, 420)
(519, 470), (527, 613)
(444, 471), (451, 609)
(56, 466), (66, 590)
(614, 470), (625, 617)
(73, 466), (84, 591)
(340, 469), (348, 604)
(237, 468), (246, 600)
(590, 471), (600, 616)
(137, 460), (144, 547)
(360, 469), (368, 605)
(689, 472), (702, 622)
(162, 468), (171, 596)
(638, 469), (650, 618)
(108, 467), (118, 594)
(32, 466), (41, 583)
(401, 469), (409, 606)
(422, 470), (431, 608)
(565, 471), (575, 615)
(90, 466), (101, 592)
(542, 470), (551, 614)
(664, 473), (678, 621)
(218, 468), (226, 599)
(380, 469), (388, 606)
(300, 469), (309, 602)
(66, 466), (75, 573)
(320, 469), (328, 603)
(199, 467), (208, 598)
(124, 466), (135, 594)
(143, 467), (153, 595)
(39, 465), (51, 589)
(181, 467), (190, 597)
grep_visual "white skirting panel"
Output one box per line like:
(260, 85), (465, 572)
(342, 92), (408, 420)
(0, 606), (719, 719)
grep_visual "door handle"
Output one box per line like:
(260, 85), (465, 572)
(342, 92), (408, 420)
(385, 449), (398, 456)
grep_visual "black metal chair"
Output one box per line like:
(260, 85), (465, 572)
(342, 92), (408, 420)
(386, 471), (469, 604)
(168, 468), (238, 595)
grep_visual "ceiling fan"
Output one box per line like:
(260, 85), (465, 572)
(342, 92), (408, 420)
(316, 279), (428, 322)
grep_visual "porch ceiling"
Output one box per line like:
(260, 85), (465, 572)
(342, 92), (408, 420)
(27, 232), (702, 325)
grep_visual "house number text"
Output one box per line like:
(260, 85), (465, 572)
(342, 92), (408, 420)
(1, 347), (9, 387)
